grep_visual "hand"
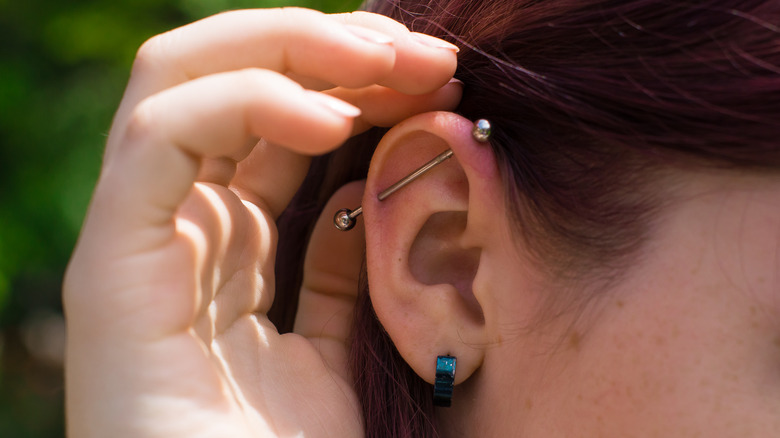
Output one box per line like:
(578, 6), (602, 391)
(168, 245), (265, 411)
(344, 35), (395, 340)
(63, 8), (460, 437)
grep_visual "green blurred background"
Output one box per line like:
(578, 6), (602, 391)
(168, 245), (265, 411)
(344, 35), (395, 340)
(0, 0), (360, 435)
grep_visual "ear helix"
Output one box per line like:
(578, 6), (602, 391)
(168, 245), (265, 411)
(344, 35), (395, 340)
(333, 119), (492, 231)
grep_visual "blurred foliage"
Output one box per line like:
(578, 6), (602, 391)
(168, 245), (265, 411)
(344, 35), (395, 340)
(0, 0), (361, 436)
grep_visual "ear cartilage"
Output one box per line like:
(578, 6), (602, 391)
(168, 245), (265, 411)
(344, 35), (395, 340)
(333, 119), (492, 231)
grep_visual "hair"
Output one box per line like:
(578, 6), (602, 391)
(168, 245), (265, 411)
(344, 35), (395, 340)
(271, 1), (780, 436)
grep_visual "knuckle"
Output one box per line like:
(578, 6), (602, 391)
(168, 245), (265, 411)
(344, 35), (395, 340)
(132, 32), (176, 76)
(231, 69), (272, 102)
(133, 35), (162, 71)
(235, 67), (267, 87)
(123, 98), (160, 145)
(237, 68), (298, 98)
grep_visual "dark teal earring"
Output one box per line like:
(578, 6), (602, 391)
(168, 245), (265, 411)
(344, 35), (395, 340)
(433, 355), (457, 407)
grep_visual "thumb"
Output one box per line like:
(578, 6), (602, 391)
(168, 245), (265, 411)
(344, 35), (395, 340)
(294, 180), (366, 380)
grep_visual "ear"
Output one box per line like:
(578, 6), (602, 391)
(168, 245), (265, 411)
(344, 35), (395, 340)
(363, 111), (509, 386)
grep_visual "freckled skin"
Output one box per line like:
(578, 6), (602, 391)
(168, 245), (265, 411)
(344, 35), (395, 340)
(440, 173), (780, 438)
(569, 332), (581, 351)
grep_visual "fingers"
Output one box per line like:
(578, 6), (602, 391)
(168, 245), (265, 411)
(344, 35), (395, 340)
(295, 182), (366, 378)
(97, 68), (359, 244)
(120, 9), (457, 106)
(130, 9), (394, 94)
(230, 80), (463, 218)
(106, 9), (457, 158)
(96, 7), (460, 223)
(139, 68), (359, 156)
(330, 11), (460, 94)
(231, 139), (312, 220)
(331, 79), (464, 133)
(177, 183), (277, 332)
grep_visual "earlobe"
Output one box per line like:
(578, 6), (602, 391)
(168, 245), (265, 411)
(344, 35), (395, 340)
(362, 112), (505, 387)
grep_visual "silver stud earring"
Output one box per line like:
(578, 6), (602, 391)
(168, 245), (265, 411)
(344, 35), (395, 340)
(334, 119), (492, 231)
(472, 118), (492, 142)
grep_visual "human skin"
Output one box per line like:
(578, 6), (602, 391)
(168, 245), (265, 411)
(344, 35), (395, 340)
(64, 6), (780, 437)
(62, 8), (460, 437)
(358, 112), (780, 437)
(483, 174), (780, 437)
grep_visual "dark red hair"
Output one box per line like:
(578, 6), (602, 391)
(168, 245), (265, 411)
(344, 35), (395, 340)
(272, 1), (780, 436)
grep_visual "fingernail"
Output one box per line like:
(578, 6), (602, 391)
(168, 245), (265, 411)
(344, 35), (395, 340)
(305, 91), (362, 118)
(447, 78), (464, 86)
(345, 25), (394, 45)
(411, 32), (460, 53)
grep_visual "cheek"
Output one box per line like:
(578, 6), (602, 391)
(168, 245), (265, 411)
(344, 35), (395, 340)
(561, 307), (695, 426)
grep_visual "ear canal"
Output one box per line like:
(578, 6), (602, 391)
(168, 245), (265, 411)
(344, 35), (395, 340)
(409, 211), (484, 323)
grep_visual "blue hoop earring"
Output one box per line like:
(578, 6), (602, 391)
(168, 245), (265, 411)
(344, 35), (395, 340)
(433, 355), (456, 407)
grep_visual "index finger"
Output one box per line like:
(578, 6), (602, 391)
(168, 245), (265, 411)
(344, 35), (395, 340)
(126, 8), (457, 105)
(110, 8), (457, 158)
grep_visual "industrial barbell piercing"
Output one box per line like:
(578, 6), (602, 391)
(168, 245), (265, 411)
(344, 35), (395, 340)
(333, 149), (453, 231)
(333, 119), (492, 231)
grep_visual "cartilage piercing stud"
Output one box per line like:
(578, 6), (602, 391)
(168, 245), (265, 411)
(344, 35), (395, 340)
(472, 119), (492, 142)
(333, 206), (363, 231)
(333, 119), (492, 231)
